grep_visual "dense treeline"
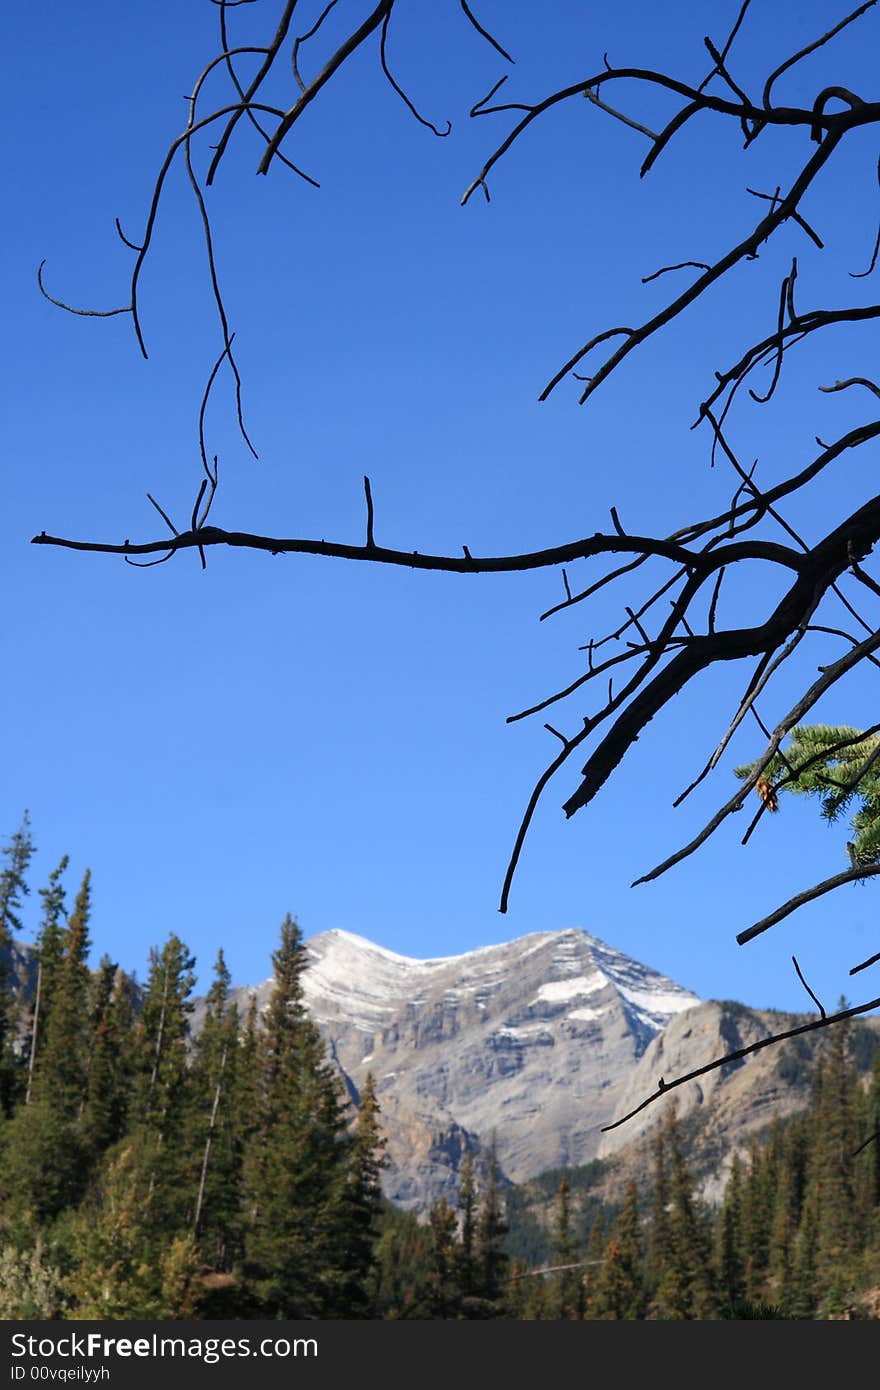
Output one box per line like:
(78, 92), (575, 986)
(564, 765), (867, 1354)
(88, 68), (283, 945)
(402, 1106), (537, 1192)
(380, 1021), (880, 1320)
(0, 816), (386, 1318)
(2, 814), (880, 1319)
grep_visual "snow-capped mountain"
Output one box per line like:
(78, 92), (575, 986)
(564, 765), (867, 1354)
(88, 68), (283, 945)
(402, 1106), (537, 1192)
(231, 927), (701, 1208)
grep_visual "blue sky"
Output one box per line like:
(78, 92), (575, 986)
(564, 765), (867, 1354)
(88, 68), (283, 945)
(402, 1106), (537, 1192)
(4, 1), (879, 1013)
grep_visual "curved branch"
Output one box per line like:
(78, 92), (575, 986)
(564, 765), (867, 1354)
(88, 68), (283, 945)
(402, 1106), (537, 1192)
(602, 993), (880, 1133)
(737, 864), (880, 945)
(761, 1), (876, 110)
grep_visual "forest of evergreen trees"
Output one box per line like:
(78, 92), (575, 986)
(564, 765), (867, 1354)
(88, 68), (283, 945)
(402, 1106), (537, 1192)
(2, 813), (879, 1320)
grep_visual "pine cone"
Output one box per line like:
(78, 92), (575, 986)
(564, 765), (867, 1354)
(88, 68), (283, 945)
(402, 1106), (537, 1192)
(755, 778), (778, 812)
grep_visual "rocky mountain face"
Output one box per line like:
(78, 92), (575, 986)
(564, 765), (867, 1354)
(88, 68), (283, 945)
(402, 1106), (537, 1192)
(224, 927), (708, 1209)
(239, 928), (877, 1212)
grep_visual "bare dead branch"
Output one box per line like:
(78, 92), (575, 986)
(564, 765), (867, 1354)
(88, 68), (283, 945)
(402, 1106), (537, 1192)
(37, 261), (131, 319)
(364, 475), (376, 549)
(583, 85), (658, 140)
(379, 9), (451, 137)
(257, 0), (395, 176)
(792, 954), (826, 1017)
(292, 0), (341, 93)
(641, 260), (711, 284)
(851, 949), (880, 976)
(737, 864), (880, 945)
(459, 0), (514, 65)
(217, 7), (320, 184)
(819, 376), (880, 400)
(207, 0), (300, 184)
(761, 1), (877, 111)
(602, 994), (880, 1133)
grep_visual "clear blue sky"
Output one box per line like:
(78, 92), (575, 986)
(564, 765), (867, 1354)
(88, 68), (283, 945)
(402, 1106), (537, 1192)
(4, 1), (879, 1013)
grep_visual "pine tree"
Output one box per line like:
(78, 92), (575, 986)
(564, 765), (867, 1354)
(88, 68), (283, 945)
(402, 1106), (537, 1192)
(474, 1135), (508, 1313)
(24, 854), (68, 1106)
(81, 966), (137, 1160)
(241, 914), (351, 1317)
(770, 1111), (811, 1308)
(645, 1120), (670, 1314)
(807, 1017), (863, 1292)
(740, 1126), (783, 1297)
(549, 1176), (581, 1318)
(715, 1152), (746, 1309)
(65, 1145), (202, 1318)
(188, 949), (242, 1269)
(8, 870), (93, 1218)
(324, 1071), (388, 1316)
(369, 1208), (435, 1318)
(592, 1179), (645, 1319)
(786, 1187), (819, 1318)
(0, 812), (35, 1112)
(456, 1147), (478, 1306)
(581, 1206), (607, 1316)
(129, 934), (197, 1229)
(734, 723), (880, 866)
(427, 1196), (461, 1317)
(647, 1108), (717, 1318)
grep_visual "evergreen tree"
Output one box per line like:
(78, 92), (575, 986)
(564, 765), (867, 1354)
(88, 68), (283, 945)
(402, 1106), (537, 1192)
(474, 1134), (508, 1313)
(735, 723), (880, 866)
(188, 949), (242, 1269)
(241, 914), (351, 1317)
(715, 1152), (746, 1309)
(65, 1144), (202, 1318)
(426, 1196), (461, 1317)
(786, 1188), (819, 1319)
(581, 1206), (607, 1316)
(456, 1147), (478, 1306)
(129, 934), (197, 1229)
(647, 1109), (717, 1318)
(807, 1017), (863, 1291)
(325, 1071), (388, 1316)
(81, 967), (137, 1161)
(8, 870), (93, 1218)
(645, 1120), (670, 1313)
(24, 854), (68, 1106)
(370, 1207), (435, 1318)
(765, 1129), (803, 1305)
(0, 812), (35, 1112)
(549, 1176), (581, 1318)
(592, 1179), (645, 1319)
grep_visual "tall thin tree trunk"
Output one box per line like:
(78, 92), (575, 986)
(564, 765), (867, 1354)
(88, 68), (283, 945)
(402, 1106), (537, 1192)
(193, 1044), (228, 1235)
(148, 967), (170, 1105)
(24, 959), (42, 1106)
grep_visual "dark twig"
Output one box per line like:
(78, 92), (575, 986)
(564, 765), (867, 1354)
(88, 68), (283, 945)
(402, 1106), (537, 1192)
(459, 0), (514, 65)
(642, 260), (711, 284)
(114, 218), (143, 252)
(851, 949), (880, 976)
(364, 476), (375, 549)
(37, 261), (131, 319)
(379, 9), (451, 137)
(292, 0), (341, 93)
(146, 495), (180, 537)
(792, 954), (826, 1017)
(761, 1), (876, 111)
